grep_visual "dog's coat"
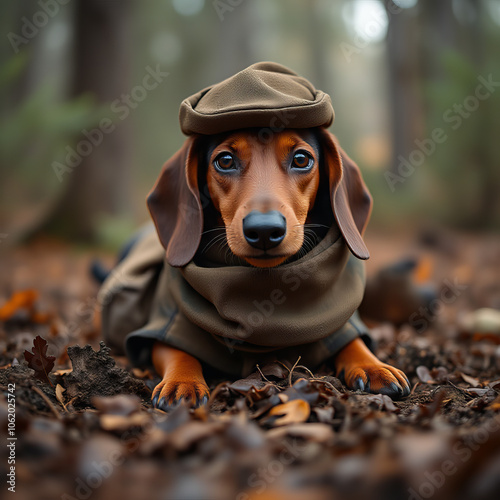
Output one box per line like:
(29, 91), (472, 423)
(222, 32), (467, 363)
(99, 221), (371, 376)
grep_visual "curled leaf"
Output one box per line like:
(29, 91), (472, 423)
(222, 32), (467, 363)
(267, 399), (310, 426)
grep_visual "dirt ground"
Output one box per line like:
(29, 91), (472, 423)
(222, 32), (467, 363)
(1, 227), (500, 500)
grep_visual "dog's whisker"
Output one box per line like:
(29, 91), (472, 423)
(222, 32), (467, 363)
(293, 223), (330, 230)
(202, 234), (225, 252)
(201, 233), (227, 254)
(201, 226), (226, 236)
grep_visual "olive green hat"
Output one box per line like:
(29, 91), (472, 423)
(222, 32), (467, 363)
(179, 61), (334, 135)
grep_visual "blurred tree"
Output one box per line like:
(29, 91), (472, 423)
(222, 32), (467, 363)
(0, 51), (101, 240)
(420, 0), (500, 229)
(42, 0), (133, 240)
(385, 0), (423, 173)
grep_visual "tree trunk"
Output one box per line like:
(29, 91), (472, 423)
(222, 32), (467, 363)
(385, 1), (422, 173)
(43, 0), (132, 240)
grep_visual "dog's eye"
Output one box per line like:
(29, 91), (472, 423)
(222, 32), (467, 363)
(214, 153), (235, 171)
(292, 151), (313, 170)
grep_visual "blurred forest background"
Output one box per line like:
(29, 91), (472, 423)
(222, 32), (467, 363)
(1, 0), (499, 250)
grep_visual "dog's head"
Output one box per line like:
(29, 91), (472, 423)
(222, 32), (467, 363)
(147, 127), (372, 268)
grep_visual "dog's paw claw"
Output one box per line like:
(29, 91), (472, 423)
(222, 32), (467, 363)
(378, 382), (404, 399)
(157, 397), (168, 412)
(341, 364), (410, 400)
(198, 395), (209, 407)
(353, 377), (366, 392)
(152, 379), (210, 412)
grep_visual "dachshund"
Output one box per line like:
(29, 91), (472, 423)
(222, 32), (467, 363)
(148, 127), (410, 410)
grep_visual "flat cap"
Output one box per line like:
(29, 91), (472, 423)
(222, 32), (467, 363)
(179, 61), (334, 135)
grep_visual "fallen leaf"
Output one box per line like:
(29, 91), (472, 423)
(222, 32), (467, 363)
(55, 384), (66, 409)
(0, 289), (38, 321)
(228, 374), (266, 393)
(53, 368), (73, 376)
(92, 394), (141, 416)
(132, 368), (152, 379)
(466, 388), (490, 396)
(24, 335), (55, 386)
(488, 396), (500, 411)
(314, 406), (335, 423)
(259, 362), (290, 379)
(282, 378), (319, 404)
(460, 372), (480, 386)
(169, 420), (225, 451)
(364, 394), (398, 412)
(266, 399), (310, 426)
(266, 423), (334, 442)
(100, 413), (150, 431)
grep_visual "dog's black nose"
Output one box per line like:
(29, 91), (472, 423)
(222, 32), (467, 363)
(242, 210), (286, 250)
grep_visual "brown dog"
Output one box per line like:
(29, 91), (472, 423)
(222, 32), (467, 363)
(148, 127), (410, 410)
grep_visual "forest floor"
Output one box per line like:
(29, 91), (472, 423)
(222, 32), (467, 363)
(1, 227), (500, 500)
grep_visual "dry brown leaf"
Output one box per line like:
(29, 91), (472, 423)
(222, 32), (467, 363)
(53, 368), (73, 376)
(266, 423), (334, 442)
(460, 372), (481, 386)
(132, 368), (152, 378)
(268, 399), (310, 426)
(92, 394), (141, 416)
(55, 384), (66, 410)
(169, 420), (224, 451)
(488, 396), (500, 411)
(100, 413), (150, 431)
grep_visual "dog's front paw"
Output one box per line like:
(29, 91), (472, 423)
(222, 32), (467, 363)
(151, 375), (210, 412)
(339, 362), (410, 399)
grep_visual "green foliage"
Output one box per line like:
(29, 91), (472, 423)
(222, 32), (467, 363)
(94, 214), (139, 252)
(0, 51), (103, 234)
(423, 49), (500, 229)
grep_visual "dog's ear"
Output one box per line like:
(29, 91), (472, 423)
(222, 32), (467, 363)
(147, 136), (203, 267)
(317, 128), (372, 260)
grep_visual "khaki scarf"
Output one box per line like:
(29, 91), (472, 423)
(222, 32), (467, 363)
(177, 223), (363, 348)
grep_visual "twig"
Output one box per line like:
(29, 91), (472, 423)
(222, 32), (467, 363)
(308, 378), (343, 396)
(288, 356), (302, 387)
(446, 380), (474, 400)
(31, 386), (62, 420)
(255, 364), (272, 383)
(277, 361), (291, 375)
(296, 364), (315, 378)
(410, 381), (420, 396)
